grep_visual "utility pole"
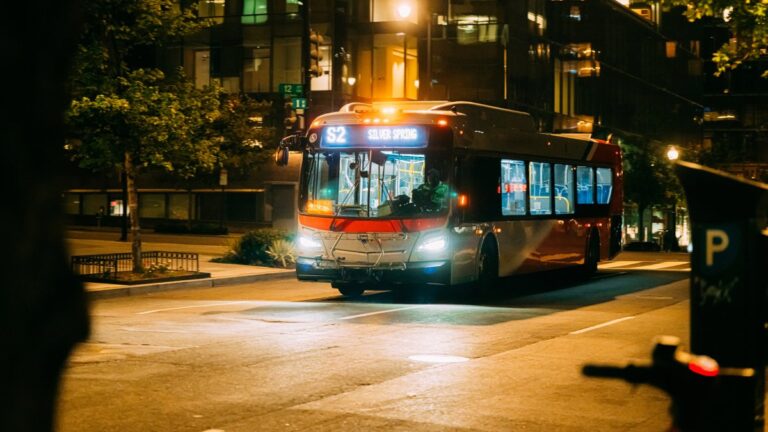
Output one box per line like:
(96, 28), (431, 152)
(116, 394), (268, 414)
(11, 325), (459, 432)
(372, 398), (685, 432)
(300, 0), (311, 130)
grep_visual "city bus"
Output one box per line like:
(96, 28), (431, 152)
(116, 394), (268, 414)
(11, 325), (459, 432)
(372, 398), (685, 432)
(276, 101), (623, 297)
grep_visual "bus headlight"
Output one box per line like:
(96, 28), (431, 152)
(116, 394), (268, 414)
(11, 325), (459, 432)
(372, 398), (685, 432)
(417, 234), (448, 252)
(298, 235), (322, 250)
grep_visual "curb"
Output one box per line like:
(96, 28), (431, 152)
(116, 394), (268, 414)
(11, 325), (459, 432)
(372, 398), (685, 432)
(87, 270), (296, 299)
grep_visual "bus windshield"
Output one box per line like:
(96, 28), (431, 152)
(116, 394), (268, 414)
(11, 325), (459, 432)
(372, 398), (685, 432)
(302, 149), (450, 218)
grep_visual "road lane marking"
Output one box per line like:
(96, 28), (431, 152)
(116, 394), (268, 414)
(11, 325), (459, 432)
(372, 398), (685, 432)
(598, 260), (643, 269)
(569, 316), (636, 335)
(136, 301), (249, 315)
(339, 305), (427, 320)
(632, 261), (689, 270)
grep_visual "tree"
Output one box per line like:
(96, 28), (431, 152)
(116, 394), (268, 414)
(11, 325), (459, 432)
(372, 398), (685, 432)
(66, 0), (221, 272)
(664, 0), (768, 76)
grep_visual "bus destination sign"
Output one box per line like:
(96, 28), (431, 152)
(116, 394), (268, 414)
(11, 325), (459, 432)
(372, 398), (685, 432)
(320, 126), (428, 148)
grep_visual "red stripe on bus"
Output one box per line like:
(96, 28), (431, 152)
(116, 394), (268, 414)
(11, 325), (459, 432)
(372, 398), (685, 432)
(299, 214), (446, 233)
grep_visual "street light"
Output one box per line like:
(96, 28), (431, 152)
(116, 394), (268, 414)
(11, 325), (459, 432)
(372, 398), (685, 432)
(397, 3), (412, 19)
(666, 146), (680, 161)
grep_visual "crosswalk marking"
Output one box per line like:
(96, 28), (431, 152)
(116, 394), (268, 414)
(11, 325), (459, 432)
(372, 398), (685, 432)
(598, 260), (643, 269)
(632, 261), (689, 270)
(598, 260), (690, 272)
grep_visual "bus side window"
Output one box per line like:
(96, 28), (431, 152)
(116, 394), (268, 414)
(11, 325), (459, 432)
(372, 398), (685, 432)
(554, 164), (575, 214)
(596, 167), (613, 204)
(529, 161), (552, 215)
(500, 159), (527, 216)
(576, 166), (594, 204)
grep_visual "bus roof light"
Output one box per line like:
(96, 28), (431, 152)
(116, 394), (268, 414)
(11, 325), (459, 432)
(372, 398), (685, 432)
(437, 119), (448, 127)
(458, 194), (469, 207)
(381, 106), (397, 115)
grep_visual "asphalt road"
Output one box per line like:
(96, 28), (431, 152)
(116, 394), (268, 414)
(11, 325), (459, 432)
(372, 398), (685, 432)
(58, 269), (691, 431)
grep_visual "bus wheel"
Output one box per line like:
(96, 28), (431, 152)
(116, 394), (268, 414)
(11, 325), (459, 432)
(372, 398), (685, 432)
(332, 282), (365, 298)
(476, 238), (499, 297)
(582, 233), (600, 276)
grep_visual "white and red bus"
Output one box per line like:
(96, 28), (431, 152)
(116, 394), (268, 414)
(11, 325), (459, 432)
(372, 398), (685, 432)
(277, 101), (623, 297)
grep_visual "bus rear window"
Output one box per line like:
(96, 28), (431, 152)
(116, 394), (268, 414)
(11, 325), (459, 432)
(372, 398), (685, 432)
(596, 167), (613, 204)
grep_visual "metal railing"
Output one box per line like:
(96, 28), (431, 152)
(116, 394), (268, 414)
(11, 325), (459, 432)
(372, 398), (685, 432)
(71, 251), (199, 277)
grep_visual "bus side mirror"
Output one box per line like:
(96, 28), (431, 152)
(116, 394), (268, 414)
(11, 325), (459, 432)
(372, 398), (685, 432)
(275, 145), (289, 166)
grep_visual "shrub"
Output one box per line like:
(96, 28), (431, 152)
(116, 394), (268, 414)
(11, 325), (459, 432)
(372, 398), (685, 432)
(266, 239), (296, 268)
(222, 228), (291, 265)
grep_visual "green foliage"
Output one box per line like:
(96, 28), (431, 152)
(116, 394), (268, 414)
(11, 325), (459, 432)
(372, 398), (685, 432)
(266, 239), (297, 268)
(220, 229), (293, 265)
(214, 95), (278, 174)
(663, 0), (768, 77)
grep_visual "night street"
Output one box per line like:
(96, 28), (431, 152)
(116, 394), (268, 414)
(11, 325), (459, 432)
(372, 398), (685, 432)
(58, 267), (691, 431)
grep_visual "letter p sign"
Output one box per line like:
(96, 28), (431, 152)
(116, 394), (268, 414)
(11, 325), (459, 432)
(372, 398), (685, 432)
(705, 229), (729, 267)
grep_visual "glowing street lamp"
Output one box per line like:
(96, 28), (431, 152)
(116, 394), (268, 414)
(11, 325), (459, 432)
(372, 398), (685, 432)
(397, 3), (412, 19)
(667, 146), (680, 161)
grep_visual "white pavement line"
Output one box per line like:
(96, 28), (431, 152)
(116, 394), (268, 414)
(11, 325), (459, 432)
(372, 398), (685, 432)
(569, 316), (636, 335)
(136, 301), (249, 315)
(632, 261), (689, 270)
(598, 260), (643, 269)
(339, 305), (427, 320)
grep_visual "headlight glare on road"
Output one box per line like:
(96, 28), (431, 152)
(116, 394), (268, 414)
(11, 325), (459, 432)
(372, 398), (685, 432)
(298, 235), (322, 249)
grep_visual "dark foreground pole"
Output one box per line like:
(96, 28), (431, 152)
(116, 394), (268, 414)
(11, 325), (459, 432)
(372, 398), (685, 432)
(675, 161), (768, 431)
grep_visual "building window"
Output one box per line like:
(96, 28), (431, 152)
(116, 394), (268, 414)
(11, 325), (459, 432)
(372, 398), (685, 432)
(554, 164), (575, 215)
(64, 193), (81, 215)
(577, 166), (594, 204)
(501, 159), (527, 216)
(83, 194), (107, 216)
(373, 33), (418, 100)
(455, 16), (498, 45)
(311, 39), (332, 91)
(168, 194), (192, 220)
(272, 38), (302, 92)
(194, 50), (210, 89)
(666, 41), (677, 58)
(139, 194), (166, 219)
(596, 168), (613, 204)
(529, 162), (552, 215)
(242, 0), (267, 24)
(199, 0), (225, 24)
(244, 47), (271, 93)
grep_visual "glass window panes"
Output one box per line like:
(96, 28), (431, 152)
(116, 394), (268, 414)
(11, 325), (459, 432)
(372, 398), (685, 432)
(272, 38), (301, 91)
(554, 164), (575, 214)
(501, 159), (527, 216)
(168, 194), (191, 220)
(139, 194), (166, 218)
(242, 0), (268, 24)
(64, 193), (80, 215)
(596, 167), (613, 204)
(244, 47), (270, 93)
(199, 0), (225, 24)
(82, 194), (107, 216)
(529, 162), (551, 215)
(577, 166), (594, 204)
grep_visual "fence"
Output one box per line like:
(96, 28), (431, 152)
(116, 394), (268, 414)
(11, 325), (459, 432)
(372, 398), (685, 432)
(71, 251), (200, 277)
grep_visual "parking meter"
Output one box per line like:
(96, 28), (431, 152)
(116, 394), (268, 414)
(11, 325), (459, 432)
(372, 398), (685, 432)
(675, 161), (768, 430)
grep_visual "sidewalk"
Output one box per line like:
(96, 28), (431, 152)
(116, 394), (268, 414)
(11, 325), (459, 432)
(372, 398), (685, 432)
(66, 229), (294, 299)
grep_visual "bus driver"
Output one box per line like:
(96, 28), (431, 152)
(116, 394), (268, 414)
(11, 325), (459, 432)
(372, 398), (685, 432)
(412, 168), (449, 211)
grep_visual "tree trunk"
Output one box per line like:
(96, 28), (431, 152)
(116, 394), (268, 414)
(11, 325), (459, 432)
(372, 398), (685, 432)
(125, 152), (143, 272)
(638, 204), (646, 242)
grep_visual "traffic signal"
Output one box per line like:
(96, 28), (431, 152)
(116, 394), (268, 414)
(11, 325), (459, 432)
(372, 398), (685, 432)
(284, 99), (297, 131)
(309, 29), (323, 78)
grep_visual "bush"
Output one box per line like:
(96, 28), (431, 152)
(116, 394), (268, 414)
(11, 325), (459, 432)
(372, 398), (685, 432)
(266, 239), (296, 268)
(221, 228), (292, 265)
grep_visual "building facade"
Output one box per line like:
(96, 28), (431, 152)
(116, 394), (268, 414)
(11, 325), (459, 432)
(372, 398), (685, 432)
(65, 0), (704, 236)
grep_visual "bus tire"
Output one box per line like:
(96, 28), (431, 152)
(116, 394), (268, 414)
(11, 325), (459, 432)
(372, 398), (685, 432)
(476, 237), (499, 297)
(582, 232), (600, 276)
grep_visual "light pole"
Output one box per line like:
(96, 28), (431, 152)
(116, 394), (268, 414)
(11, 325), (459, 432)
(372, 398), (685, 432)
(664, 146), (681, 251)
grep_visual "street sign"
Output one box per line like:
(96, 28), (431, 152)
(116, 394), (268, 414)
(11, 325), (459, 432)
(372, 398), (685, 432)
(279, 83), (304, 96)
(292, 97), (307, 110)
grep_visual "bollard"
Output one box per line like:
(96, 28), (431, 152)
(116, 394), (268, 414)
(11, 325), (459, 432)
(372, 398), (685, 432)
(675, 161), (768, 431)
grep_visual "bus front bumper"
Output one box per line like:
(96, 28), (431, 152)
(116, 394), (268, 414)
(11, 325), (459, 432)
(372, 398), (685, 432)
(296, 257), (451, 286)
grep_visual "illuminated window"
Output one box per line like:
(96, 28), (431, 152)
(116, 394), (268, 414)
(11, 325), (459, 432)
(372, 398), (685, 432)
(311, 37), (332, 91)
(168, 194), (191, 220)
(529, 162), (552, 215)
(373, 34), (418, 100)
(455, 15), (498, 45)
(244, 47), (270, 93)
(501, 159), (527, 216)
(64, 193), (81, 215)
(242, 0), (267, 24)
(199, 0), (225, 24)
(372, 0), (418, 23)
(577, 166), (594, 204)
(139, 194), (166, 219)
(569, 6), (581, 21)
(666, 41), (677, 58)
(194, 50), (210, 89)
(272, 38), (301, 92)
(554, 164), (574, 215)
